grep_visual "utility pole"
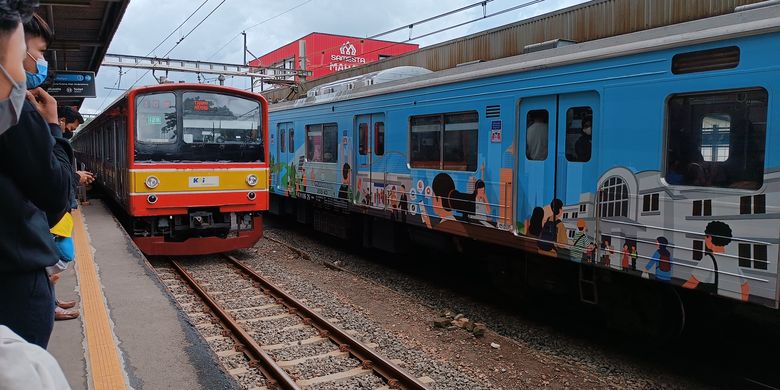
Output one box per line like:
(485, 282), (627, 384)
(242, 31), (247, 65)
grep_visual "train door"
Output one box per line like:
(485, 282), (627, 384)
(517, 96), (557, 234)
(517, 92), (599, 240)
(555, 92), (599, 211)
(275, 122), (294, 193)
(354, 113), (386, 208)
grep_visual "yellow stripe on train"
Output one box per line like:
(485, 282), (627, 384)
(130, 168), (268, 193)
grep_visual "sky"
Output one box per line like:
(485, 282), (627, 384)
(80, 0), (588, 115)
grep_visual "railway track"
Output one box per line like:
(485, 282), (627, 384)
(154, 254), (430, 390)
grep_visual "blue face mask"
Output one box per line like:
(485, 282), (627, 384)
(25, 52), (48, 89)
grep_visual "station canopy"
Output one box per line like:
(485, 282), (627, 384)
(38, 0), (130, 108)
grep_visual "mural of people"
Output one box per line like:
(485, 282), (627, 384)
(682, 221), (750, 301)
(472, 180), (494, 226)
(600, 235), (616, 268)
(524, 206), (545, 238)
(537, 199), (567, 256)
(398, 184), (408, 223)
(643, 236), (672, 281)
(422, 173), (481, 227)
(570, 219), (595, 263)
(338, 163), (351, 200)
(621, 241), (631, 270)
(630, 242), (638, 271)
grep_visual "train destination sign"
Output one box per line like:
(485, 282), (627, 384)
(47, 71), (97, 98)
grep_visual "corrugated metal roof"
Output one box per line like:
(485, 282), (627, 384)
(38, 0), (130, 108)
(264, 0), (768, 103)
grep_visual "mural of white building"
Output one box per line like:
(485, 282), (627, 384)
(562, 167), (779, 307)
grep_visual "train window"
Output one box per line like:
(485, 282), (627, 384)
(182, 92), (262, 145)
(664, 88), (767, 190)
(525, 109), (549, 160)
(280, 129), (286, 153)
(410, 115), (441, 169)
(288, 129), (294, 153)
(410, 111), (478, 171)
(359, 123), (368, 155)
(136, 92), (176, 143)
(305, 123), (338, 163)
(443, 112), (478, 171)
(374, 122), (385, 156)
(565, 107), (592, 162)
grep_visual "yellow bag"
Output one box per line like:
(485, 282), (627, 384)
(50, 212), (73, 238)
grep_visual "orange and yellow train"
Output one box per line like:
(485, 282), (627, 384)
(72, 83), (269, 255)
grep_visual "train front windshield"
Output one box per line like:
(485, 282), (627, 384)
(135, 91), (264, 163)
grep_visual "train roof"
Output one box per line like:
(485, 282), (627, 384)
(269, 2), (780, 112)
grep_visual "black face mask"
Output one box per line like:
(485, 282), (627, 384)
(63, 131), (73, 140)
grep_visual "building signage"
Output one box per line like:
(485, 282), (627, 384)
(329, 41), (367, 72)
(47, 71), (96, 98)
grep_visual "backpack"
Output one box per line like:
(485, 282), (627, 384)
(658, 251), (671, 272)
(537, 219), (559, 251)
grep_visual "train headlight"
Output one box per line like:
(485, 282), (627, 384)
(246, 174), (259, 187)
(145, 175), (160, 189)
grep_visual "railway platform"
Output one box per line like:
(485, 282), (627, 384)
(47, 199), (233, 390)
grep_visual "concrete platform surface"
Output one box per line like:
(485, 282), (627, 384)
(48, 200), (235, 389)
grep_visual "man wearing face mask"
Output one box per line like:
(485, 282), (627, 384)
(58, 105), (94, 190)
(0, 1), (75, 349)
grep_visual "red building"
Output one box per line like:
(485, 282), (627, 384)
(249, 33), (418, 83)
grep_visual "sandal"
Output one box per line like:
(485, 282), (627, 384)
(54, 306), (79, 321)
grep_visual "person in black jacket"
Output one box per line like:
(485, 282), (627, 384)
(0, 0), (75, 349)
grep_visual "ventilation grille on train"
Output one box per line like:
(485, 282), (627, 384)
(486, 105), (501, 118)
(672, 46), (740, 75)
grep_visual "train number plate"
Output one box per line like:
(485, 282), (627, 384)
(189, 176), (219, 188)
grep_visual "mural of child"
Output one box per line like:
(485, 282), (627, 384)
(630, 243), (638, 270)
(682, 221), (750, 301)
(643, 237), (672, 281)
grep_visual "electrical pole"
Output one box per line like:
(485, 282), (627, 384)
(242, 31), (247, 65)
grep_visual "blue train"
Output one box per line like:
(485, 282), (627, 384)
(268, 6), (780, 316)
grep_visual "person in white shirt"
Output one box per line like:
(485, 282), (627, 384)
(0, 325), (69, 390)
(525, 112), (548, 160)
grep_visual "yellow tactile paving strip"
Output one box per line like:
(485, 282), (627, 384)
(72, 209), (127, 389)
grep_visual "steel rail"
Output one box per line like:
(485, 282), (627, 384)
(169, 260), (300, 390)
(223, 254), (430, 390)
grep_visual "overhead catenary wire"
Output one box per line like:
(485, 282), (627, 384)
(367, 0), (496, 40)
(207, 0), (316, 62)
(93, 0), (212, 113)
(304, 0), (545, 74)
(145, 0), (211, 57)
(126, 0), (229, 91)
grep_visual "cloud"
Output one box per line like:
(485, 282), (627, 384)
(80, 0), (586, 114)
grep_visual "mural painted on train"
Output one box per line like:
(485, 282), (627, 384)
(267, 13), (780, 310)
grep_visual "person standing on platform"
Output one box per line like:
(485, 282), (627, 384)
(51, 105), (90, 320)
(58, 105), (93, 190)
(0, 0), (75, 349)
